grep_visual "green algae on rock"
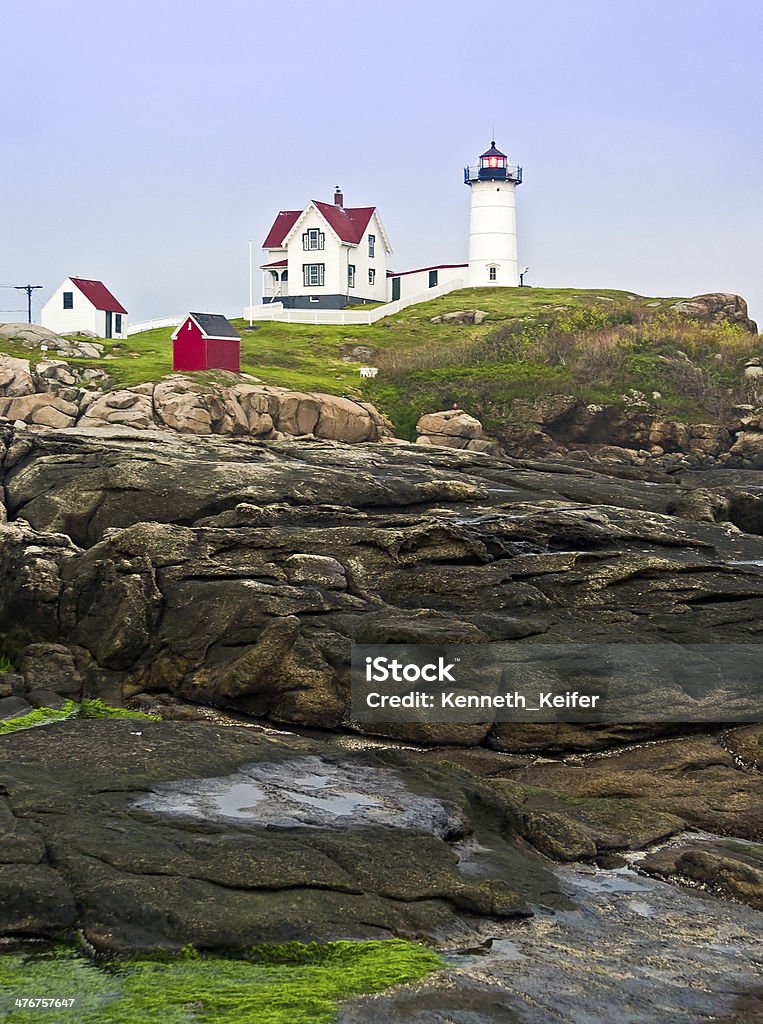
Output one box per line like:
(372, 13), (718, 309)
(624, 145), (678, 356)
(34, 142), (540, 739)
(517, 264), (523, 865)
(0, 699), (159, 736)
(0, 940), (443, 1023)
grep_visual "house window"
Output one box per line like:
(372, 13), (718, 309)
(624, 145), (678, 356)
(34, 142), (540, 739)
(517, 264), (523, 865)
(63, 291), (73, 309)
(368, 234), (375, 257)
(303, 263), (325, 287)
(303, 229), (325, 250)
(368, 269), (376, 285)
(348, 265), (356, 289)
(428, 269), (438, 288)
(114, 313), (122, 333)
(489, 266), (497, 281)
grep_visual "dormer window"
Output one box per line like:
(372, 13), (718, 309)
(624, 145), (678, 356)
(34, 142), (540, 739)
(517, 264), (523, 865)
(303, 229), (325, 251)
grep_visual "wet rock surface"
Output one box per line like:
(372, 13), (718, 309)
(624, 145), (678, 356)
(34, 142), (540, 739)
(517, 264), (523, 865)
(1, 422), (762, 1018)
(0, 720), (561, 954)
(336, 863), (763, 1024)
(640, 835), (763, 909)
(1, 424), (763, 743)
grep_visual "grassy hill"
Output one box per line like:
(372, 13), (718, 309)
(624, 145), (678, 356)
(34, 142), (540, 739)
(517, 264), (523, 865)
(1, 288), (759, 439)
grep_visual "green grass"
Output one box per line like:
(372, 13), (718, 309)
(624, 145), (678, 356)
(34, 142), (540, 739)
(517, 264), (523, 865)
(0, 700), (160, 736)
(0, 941), (443, 1023)
(0, 655), (14, 674)
(2, 287), (757, 437)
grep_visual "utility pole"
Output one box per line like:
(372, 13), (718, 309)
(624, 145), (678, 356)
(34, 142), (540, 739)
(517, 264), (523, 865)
(14, 284), (43, 323)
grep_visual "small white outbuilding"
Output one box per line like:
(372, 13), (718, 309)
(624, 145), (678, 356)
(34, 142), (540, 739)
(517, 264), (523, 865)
(41, 277), (128, 339)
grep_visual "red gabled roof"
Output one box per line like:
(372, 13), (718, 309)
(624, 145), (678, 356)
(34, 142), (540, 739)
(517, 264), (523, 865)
(262, 202), (376, 248)
(312, 201), (375, 244)
(262, 210), (301, 248)
(70, 277), (127, 314)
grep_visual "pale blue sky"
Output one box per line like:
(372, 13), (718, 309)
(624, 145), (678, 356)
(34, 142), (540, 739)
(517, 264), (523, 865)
(2, 0), (762, 324)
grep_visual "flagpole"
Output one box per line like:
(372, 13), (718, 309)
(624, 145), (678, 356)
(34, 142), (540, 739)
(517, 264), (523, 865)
(248, 240), (253, 326)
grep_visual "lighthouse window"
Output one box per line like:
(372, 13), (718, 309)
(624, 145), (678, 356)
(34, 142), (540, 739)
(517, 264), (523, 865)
(303, 229), (325, 251)
(303, 263), (325, 287)
(489, 266), (498, 281)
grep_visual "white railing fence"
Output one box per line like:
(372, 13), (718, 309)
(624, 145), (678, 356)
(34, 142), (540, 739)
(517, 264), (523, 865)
(241, 279), (464, 326)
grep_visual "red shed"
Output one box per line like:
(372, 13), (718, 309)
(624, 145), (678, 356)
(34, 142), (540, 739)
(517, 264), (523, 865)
(171, 313), (241, 372)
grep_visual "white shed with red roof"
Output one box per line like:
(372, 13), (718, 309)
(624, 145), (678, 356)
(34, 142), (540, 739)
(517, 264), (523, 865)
(41, 277), (128, 339)
(261, 188), (392, 309)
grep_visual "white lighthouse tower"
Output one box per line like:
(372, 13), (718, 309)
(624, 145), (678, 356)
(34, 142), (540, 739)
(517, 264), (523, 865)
(464, 141), (523, 287)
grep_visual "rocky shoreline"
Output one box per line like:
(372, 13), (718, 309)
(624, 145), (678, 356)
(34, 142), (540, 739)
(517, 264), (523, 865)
(0, 421), (761, 1021)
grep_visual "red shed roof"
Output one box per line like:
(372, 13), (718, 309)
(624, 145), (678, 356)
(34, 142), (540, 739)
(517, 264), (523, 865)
(70, 277), (127, 314)
(262, 202), (376, 248)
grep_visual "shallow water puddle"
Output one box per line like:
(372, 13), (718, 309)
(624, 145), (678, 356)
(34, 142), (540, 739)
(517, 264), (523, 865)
(134, 754), (465, 835)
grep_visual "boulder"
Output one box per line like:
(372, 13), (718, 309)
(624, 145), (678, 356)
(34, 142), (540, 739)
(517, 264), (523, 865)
(0, 355), (35, 397)
(0, 695), (32, 722)
(341, 345), (376, 362)
(0, 393), (79, 428)
(417, 409), (484, 439)
(18, 643), (83, 697)
(153, 379), (215, 434)
(0, 323), (62, 348)
(641, 841), (763, 910)
(26, 688), (71, 710)
(80, 390), (155, 430)
(429, 310), (488, 325)
(729, 431), (763, 466)
(230, 384), (275, 435)
(416, 408), (503, 455)
(33, 360), (78, 389)
(670, 293), (757, 333)
(0, 673), (25, 699)
(313, 393), (377, 443)
(688, 423), (730, 457)
(272, 390), (321, 435)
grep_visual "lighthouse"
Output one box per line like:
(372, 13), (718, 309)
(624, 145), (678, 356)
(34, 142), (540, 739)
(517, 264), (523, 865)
(464, 141), (522, 287)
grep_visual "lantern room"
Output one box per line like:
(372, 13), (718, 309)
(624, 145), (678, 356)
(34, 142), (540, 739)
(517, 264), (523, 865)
(479, 142), (507, 178)
(464, 141), (522, 185)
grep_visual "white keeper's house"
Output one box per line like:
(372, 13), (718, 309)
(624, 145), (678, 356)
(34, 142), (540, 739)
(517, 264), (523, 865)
(259, 141), (523, 311)
(41, 277), (128, 338)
